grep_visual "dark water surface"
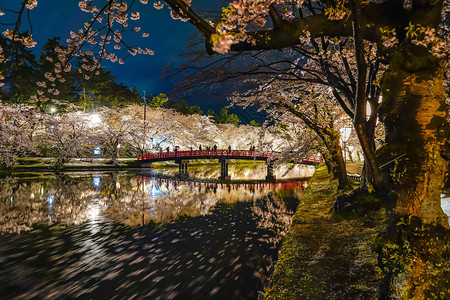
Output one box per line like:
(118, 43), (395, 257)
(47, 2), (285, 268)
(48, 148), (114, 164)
(0, 169), (310, 299)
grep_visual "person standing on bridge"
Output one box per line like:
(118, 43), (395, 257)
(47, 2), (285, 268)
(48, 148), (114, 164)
(228, 145), (231, 151)
(213, 145), (217, 151)
(199, 145), (202, 150)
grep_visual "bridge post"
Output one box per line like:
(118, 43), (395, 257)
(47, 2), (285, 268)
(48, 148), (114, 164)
(266, 161), (276, 181)
(175, 159), (189, 177)
(219, 158), (230, 181)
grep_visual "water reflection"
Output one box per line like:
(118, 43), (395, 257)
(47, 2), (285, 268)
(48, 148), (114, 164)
(157, 162), (316, 180)
(0, 170), (308, 299)
(0, 172), (308, 233)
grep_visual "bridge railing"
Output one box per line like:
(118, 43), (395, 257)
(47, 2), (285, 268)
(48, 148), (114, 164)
(137, 150), (323, 163)
(137, 150), (277, 160)
(303, 156), (324, 164)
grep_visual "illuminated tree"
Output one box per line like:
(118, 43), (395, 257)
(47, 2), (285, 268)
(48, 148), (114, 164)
(1, 1), (449, 296)
(160, 0), (449, 228)
(43, 111), (95, 168)
(1, 0), (446, 224)
(0, 104), (44, 166)
(233, 84), (353, 189)
(32, 38), (78, 111)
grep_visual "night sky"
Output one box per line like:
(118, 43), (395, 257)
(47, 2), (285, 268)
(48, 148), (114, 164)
(28, 1), (198, 95)
(2, 1), (265, 122)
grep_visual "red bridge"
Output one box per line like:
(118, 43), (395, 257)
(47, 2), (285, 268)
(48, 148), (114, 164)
(136, 149), (323, 181)
(137, 150), (322, 164)
(138, 150), (272, 162)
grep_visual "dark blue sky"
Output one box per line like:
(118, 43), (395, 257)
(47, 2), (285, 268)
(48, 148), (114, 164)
(2, 1), (265, 122)
(28, 1), (198, 95)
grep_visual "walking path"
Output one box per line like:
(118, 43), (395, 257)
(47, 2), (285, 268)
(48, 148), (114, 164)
(266, 166), (385, 299)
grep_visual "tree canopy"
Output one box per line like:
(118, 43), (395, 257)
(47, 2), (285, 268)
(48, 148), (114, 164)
(0, 36), (140, 111)
(0, 1), (449, 298)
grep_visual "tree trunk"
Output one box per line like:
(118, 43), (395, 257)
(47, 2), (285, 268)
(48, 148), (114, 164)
(349, 0), (392, 196)
(317, 129), (352, 190)
(379, 46), (449, 228)
(111, 148), (119, 165)
(377, 46), (449, 299)
(355, 115), (383, 192)
(327, 133), (351, 190)
(283, 105), (351, 190)
(322, 152), (334, 174)
(53, 156), (69, 169)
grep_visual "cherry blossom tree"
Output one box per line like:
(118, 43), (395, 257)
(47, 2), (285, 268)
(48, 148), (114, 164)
(31, 38), (79, 110)
(121, 104), (263, 152)
(0, 104), (45, 166)
(43, 111), (96, 168)
(122, 104), (185, 152)
(161, 0), (449, 296)
(233, 84), (353, 189)
(1, 1), (449, 296)
(97, 108), (135, 163)
(168, 31), (387, 189)
(0, 101), (300, 167)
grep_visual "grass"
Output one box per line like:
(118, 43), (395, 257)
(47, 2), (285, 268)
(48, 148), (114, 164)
(265, 166), (386, 299)
(3, 157), (143, 170)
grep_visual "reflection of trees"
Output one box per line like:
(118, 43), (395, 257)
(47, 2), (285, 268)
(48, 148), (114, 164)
(124, 177), (309, 227)
(103, 173), (153, 227)
(252, 195), (296, 246)
(104, 177), (266, 226)
(0, 176), (40, 233)
(0, 172), (309, 233)
(161, 163), (316, 180)
(49, 174), (97, 225)
(0, 174), (96, 233)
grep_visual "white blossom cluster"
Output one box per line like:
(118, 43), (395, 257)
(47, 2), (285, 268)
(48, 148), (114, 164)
(0, 103), (295, 168)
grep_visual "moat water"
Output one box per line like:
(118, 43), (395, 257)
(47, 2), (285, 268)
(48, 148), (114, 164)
(0, 164), (315, 299)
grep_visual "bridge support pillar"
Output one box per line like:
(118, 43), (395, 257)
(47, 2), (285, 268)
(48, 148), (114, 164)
(175, 159), (189, 177)
(219, 158), (230, 181)
(266, 161), (276, 181)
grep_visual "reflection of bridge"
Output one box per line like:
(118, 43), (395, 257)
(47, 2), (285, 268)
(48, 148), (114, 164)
(137, 150), (322, 181)
(137, 175), (309, 192)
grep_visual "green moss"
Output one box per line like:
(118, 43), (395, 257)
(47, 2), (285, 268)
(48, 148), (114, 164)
(16, 158), (43, 166)
(266, 166), (385, 299)
(122, 160), (141, 167)
(375, 219), (450, 298)
(10, 172), (48, 179)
